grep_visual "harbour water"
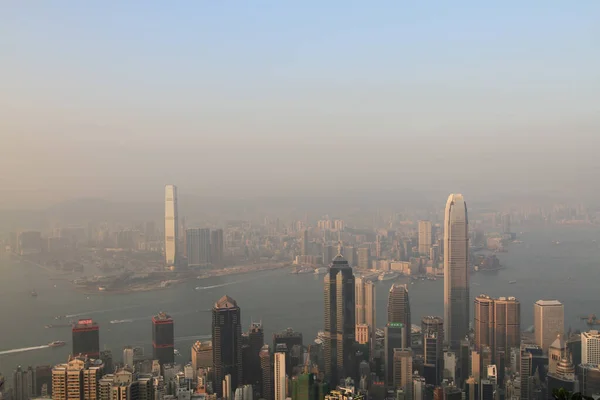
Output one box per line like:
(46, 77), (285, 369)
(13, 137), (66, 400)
(1, 224), (599, 370)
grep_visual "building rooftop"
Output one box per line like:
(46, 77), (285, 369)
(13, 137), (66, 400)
(536, 300), (563, 306)
(215, 295), (237, 309)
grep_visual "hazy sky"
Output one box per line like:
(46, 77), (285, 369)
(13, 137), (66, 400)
(1, 2), (599, 208)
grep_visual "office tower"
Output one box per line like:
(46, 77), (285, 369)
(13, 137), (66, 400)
(355, 277), (366, 325)
(413, 376), (426, 400)
(444, 194), (469, 349)
(192, 341), (213, 371)
(392, 349), (413, 398)
(273, 328), (303, 374)
(357, 247), (370, 269)
(444, 352), (457, 381)
(548, 336), (566, 374)
(35, 365), (52, 398)
(384, 323), (405, 387)
(578, 364), (600, 397)
(223, 374), (233, 400)
(422, 316), (444, 386)
(458, 340), (470, 388)
(186, 228), (211, 267)
(99, 351), (113, 375)
(152, 312), (174, 367)
(501, 214), (511, 235)
(534, 300), (564, 352)
(388, 284), (411, 348)
(247, 322), (265, 386)
(567, 334), (582, 367)
(323, 245), (335, 265)
(479, 379), (494, 400)
(302, 229), (309, 256)
(345, 246), (356, 267)
(274, 352), (286, 400)
(164, 184), (179, 267)
(323, 254), (355, 385)
(365, 281), (376, 345)
(52, 358), (85, 400)
(292, 373), (317, 400)
(418, 221), (433, 256)
(260, 345), (273, 400)
(474, 295), (521, 362)
(12, 366), (35, 400)
(72, 319), (100, 358)
(213, 295), (243, 397)
(520, 347), (533, 400)
(122, 346), (134, 368)
(547, 351), (577, 397)
(211, 229), (224, 266)
(582, 330), (600, 364)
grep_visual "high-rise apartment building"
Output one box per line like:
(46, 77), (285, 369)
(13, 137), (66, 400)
(444, 194), (469, 349)
(152, 312), (174, 367)
(418, 221), (433, 257)
(388, 284), (411, 348)
(534, 300), (564, 352)
(213, 295), (243, 397)
(274, 352), (286, 400)
(474, 295), (521, 362)
(355, 277), (376, 350)
(164, 184), (179, 267)
(582, 330), (600, 364)
(324, 254), (355, 385)
(72, 319), (100, 359)
(52, 358), (85, 400)
(211, 229), (224, 267)
(186, 228), (211, 267)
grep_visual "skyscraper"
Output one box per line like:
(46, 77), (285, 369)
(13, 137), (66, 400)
(534, 300), (564, 352)
(354, 278), (376, 353)
(582, 330), (600, 364)
(152, 312), (174, 367)
(418, 221), (433, 257)
(274, 352), (286, 400)
(357, 247), (370, 269)
(444, 194), (469, 349)
(422, 316), (444, 386)
(12, 366), (36, 400)
(259, 345), (273, 400)
(72, 319), (100, 359)
(324, 254), (355, 385)
(355, 277), (366, 325)
(211, 229), (224, 267)
(392, 349), (413, 398)
(186, 228), (211, 267)
(388, 284), (411, 348)
(213, 295), (243, 397)
(302, 229), (309, 256)
(474, 295), (521, 362)
(164, 184), (179, 267)
(384, 323), (406, 387)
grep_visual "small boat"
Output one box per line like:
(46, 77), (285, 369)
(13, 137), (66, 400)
(31, 291), (38, 297)
(48, 341), (66, 348)
(509, 280), (517, 284)
(110, 319), (133, 324)
(314, 267), (328, 275)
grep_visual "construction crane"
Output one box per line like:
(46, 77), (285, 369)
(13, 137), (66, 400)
(303, 344), (311, 374)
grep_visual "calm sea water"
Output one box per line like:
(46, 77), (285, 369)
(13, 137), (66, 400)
(1, 224), (599, 372)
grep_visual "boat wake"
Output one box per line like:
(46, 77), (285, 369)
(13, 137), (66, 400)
(0, 345), (49, 356)
(195, 276), (261, 291)
(66, 305), (141, 318)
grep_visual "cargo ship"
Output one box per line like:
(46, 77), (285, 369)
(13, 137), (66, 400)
(48, 341), (66, 348)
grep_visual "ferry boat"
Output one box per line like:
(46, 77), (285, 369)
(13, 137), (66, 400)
(291, 267), (313, 274)
(31, 291), (38, 297)
(509, 280), (517, 284)
(378, 271), (399, 282)
(48, 341), (66, 348)
(314, 267), (328, 275)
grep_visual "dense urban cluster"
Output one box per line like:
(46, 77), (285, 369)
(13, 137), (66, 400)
(2, 187), (599, 400)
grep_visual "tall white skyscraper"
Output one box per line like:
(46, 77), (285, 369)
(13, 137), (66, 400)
(355, 278), (376, 355)
(164, 184), (179, 267)
(534, 300), (564, 352)
(582, 330), (600, 364)
(444, 194), (469, 349)
(274, 352), (286, 400)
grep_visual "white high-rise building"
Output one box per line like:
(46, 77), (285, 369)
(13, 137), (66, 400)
(582, 330), (600, 364)
(274, 352), (286, 400)
(164, 184), (179, 267)
(355, 278), (376, 355)
(534, 300), (564, 352)
(444, 194), (469, 349)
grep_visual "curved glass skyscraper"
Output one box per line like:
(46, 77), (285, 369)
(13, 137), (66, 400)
(444, 193), (469, 349)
